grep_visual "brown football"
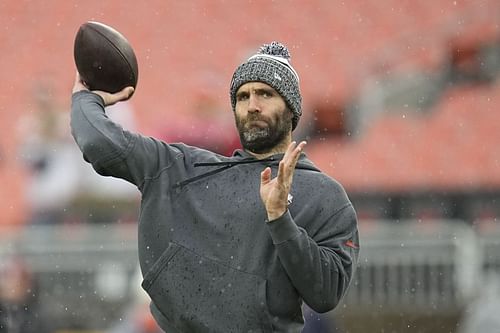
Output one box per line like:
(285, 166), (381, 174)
(74, 21), (138, 93)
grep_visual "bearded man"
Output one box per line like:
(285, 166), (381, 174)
(71, 41), (359, 333)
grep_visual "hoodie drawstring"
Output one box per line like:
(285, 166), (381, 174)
(173, 156), (278, 189)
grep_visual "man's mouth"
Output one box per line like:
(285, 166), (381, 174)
(247, 119), (268, 128)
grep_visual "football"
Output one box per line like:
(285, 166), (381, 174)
(74, 21), (138, 94)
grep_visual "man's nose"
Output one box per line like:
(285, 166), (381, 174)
(247, 94), (261, 113)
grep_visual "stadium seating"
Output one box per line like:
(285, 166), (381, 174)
(0, 0), (498, 225)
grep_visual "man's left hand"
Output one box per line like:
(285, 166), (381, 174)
(260, 141), (307, 221)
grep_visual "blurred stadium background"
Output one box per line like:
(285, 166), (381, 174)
(0, 1), (499, 332)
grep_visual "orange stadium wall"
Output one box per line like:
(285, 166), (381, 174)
(0, 1), (498, 227)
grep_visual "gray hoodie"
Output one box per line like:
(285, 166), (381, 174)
(71, 91), (359, 333)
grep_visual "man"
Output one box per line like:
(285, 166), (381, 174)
(71, 41), (359, 333)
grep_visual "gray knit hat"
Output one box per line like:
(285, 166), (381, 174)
(230, 41), (302, 130)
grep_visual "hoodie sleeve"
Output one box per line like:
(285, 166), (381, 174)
(266, 197), (359, 313)
(70, 91), (179, 187)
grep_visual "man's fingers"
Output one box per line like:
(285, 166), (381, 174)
(283, 141), (297, 164)
(94, 86), (135, 106)
(261, 167), (272, 185)
(277, 159), (286, 184)
(118, 86), (135, 101)
(284, 141), (307, 170)
(293, 141), (307, 164)
(104, 86), (134, 104)
(277, 147), (295, 184)
(277, 140), (307, 184)
(263, 140), (308, 188)
(283, 141), (306, 163)
(297, 141), (307, 151)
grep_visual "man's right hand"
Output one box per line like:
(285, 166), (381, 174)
(72, 71), (134, 106)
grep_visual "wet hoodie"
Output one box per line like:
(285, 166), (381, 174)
(71, 91), (360, 333)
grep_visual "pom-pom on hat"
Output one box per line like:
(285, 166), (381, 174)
(230, 41), (302, 130)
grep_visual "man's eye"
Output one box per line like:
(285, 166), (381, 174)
(237, 94), (248, 101)
(261, 90), (274, 98)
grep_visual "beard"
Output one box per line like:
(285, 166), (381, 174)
(235, 111), (292, 154)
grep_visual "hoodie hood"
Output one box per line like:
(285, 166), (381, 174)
(231, 149), (321, 172)
(173, 149), (320, 189)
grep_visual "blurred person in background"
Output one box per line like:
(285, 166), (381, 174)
(19, 80), (81, 225)
(71, 41), (359, 332)
(0, 256), (47, 333)
(19, 79), (140, 225)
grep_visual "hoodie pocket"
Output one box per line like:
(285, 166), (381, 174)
(142, 242), (273, 333)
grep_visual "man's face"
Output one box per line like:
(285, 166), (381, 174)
(234, 82), (292, 154)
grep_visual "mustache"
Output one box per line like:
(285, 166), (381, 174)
(244, 114), (270, 124)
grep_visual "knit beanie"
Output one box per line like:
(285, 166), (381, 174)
(230, 41), (302, 130)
